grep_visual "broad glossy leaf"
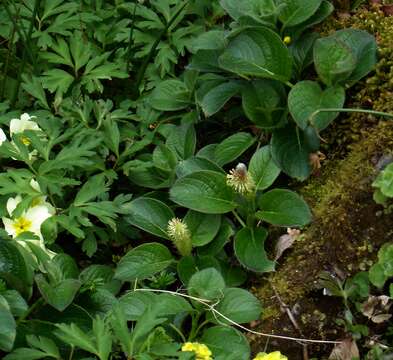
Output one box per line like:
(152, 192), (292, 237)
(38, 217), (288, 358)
(277, 0), (322, 27)
(115, 243), (173, 282)
(35, 275), (81, 312)
(289, 32), (319, 79)
(201, 326), (250, 360)
(200, 81), (242, 117)
(249, 146), (281, 190)
(175, 157), (224, 178)
(0, 240), (31, 292)
(0, 295), (16, 351)
(177, 255), (221, 285)
(184, 210), (221, 246)
(197, 219), (234, 257)
(170, 171), (236, 214)
(166, 123), (196, 160)
(271, 123), (312, 180)
(234, 227), (275, 272)
(256, 189), (312, 227)
(288, 81), (345, 130)
(119, 292), (191, 320)
(124, 197), (175, 239)
(188, 268), (225, 301)
(218, 28), (292, 82)
(286, 1), (334, 39)
(192, 30), (227, 52)
(242, 79), (288, 129)
(149, 80), (191, 111)
(2, 290), (28, 317)
(333, 29), (377, 85)
(208, 288), (262, 324)
(214, 132), (255, 166)
(314, 29), (377, 86)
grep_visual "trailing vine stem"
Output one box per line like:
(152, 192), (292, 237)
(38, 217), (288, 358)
(133, 288), (342, 345)
(309, 108), (393, 126)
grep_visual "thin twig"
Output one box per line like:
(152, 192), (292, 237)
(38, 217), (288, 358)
(272, 285), (309, 360)
(134, 288), (342, 345)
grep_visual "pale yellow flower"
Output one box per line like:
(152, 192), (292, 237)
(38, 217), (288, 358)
(283, 36), (291, 45)
(2, 194), (55, 258)
(253, 351), (288, 360)
(181, 342), (212, 360)
(0, 128), (6, 145)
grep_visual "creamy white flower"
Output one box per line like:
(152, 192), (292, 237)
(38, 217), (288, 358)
(3, 204), (52, 239)
(10, 113), (40, 135)
(29, 180), (56, 214)
(0, 128), (6, 145)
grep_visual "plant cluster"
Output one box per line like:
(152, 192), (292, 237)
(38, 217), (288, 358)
(0, 0), (385, 359)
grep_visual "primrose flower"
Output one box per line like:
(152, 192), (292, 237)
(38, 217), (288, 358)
(167, 217), (192, 256)
(226, 163), (255, 195)
(253, 351), (288, 360)
(181, 342), (212, 360)
(2, 194), (55, 258)
(29, 179), (56, 214)
(10, 113), (41, 145)
(0, 128), (6, 145)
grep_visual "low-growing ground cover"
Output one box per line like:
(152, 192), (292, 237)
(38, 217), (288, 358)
(0, 1), (392, 359)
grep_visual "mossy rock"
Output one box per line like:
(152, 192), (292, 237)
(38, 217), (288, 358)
(250, 121), (393, 359)
(249, 5), (393, 358)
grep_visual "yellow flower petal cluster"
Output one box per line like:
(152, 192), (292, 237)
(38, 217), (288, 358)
(253, 351), (288, 360)
(181, 342), (212, 360)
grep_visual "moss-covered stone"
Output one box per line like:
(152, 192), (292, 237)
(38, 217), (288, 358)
(250, 6), (393, 358)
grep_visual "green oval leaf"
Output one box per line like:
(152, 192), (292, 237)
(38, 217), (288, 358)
(214, 132), (255, 166)
(278, 0), (322, 27)
(184, 210), (221, 246)
(288, 80), (345, 130)
(200, 81), (242, 117)
(124, 197), (175, 239)
(314, 29), (377, 86)
(201, 326), (250, 360)
(0, 295), (16, 352)
(271, 123), (312, 180)
(234, 227), (275, 272)
(170, 171), (236, 214)
(256, 189), (312, 227)
(115, 243), (173, 282)
(175, 156), (224, 178)
(242, 79), (288, 129)
(149, 79), (191, 111)
(208, 288), (262, 324)
(218, 28), (292, 82)
(249, 146), (281, 190)
(188, 268), (225, 301)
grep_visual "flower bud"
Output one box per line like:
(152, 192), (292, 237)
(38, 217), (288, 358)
(167, 218), (192, 256)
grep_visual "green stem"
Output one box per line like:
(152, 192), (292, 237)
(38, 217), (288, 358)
(133, 1), (188, 96)
(232, 210), (246, 228)
(17, 297), (45, 325)
(193, 319), (210, 338)
(0, 17), (16, 101)
(188, 312), (202, 341)
(169, 323), (186, 343)
(309, 108), (393, 126)
(10, 0), (41, 107)
(4, 2), (34, 64)
(126, 1), (138, 72)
